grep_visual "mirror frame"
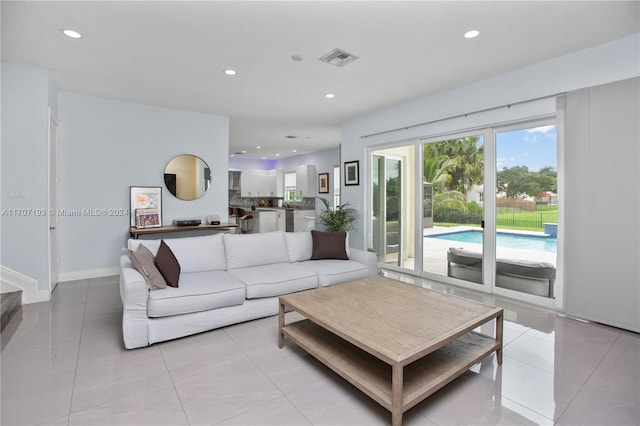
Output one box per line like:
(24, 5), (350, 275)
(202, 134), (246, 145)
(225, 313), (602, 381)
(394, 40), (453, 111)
(163, 154), (211, 201)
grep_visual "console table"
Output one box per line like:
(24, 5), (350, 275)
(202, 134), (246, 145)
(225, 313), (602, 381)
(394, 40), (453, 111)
(129, 223), (238, 239)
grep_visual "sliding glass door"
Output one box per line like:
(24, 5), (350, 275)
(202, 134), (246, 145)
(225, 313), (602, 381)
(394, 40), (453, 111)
(421, 133), (486, 287)
(368, 118), (559, 304)
(494, 122), (558, 299)
(371, 146), (415, 269)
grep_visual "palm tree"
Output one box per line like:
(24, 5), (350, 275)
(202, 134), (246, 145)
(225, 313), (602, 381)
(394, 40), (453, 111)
(423, 144), (456, 192)
(427, 137), (484, 194)
(434, 190), (468, 212)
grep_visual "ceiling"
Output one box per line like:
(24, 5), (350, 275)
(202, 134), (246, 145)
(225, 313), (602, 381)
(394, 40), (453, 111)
(2, 1), (638, 159)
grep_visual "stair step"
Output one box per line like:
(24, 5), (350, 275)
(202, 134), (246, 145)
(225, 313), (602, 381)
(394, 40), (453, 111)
(1, 287), (23, 350)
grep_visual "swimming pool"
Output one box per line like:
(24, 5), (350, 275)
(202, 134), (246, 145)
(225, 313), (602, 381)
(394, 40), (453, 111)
(426, 229), (557, 253)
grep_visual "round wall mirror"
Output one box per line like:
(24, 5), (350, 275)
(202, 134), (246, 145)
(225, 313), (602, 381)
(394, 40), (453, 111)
(164, 154), (211, 200)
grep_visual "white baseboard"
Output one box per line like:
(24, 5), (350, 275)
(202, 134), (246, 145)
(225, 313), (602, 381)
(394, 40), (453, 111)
(0, 266), (50, 304)
(58, 267), (120, 283)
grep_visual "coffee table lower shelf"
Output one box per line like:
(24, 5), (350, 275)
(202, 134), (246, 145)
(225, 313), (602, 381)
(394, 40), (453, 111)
(282, 319), (500, 416)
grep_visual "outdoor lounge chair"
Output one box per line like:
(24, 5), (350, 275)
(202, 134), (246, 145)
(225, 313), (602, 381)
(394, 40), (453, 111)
(447, 247), (556, 298)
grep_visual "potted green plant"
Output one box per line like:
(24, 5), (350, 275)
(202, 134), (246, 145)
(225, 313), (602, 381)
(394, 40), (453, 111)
(317, 197), (357, 232)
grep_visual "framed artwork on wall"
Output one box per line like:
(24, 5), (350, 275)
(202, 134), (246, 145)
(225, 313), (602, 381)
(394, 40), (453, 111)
(318, 173), (329, 193)
(130, 186), (162, 227)
(344, 160), (359, 186)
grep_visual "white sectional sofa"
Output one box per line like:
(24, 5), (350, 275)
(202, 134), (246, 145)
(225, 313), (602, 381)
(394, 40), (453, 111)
(119, 230), (378, 349)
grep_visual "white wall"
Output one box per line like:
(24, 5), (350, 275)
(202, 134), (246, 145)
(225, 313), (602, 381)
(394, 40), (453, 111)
(57, 93), (229, 278)
(274, 147), (341, 226)
(341, 34), (640, 250)
(1, 63), (54, 292)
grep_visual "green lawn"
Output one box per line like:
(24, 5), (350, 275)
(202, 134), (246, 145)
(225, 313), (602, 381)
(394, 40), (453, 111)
(434, 206), (558, 232)
(496, 207), (557, 231)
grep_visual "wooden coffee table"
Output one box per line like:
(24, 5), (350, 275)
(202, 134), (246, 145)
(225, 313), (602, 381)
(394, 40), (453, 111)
(278, 276), (503, 426)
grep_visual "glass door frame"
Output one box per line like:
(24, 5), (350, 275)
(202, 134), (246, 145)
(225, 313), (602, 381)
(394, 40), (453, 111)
(367, 143), (414, 275)
(419, 128), (494, 294)
(490, 117), (561, 309)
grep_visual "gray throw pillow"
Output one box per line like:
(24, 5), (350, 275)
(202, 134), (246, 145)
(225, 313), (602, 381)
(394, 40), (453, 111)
(155, 240), (180, 287)
(310, 230), (349, 260)
(126, 244), (167, 290)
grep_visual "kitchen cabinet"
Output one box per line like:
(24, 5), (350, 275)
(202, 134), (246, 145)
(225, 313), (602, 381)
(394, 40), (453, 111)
(295, 164), (316, 197)
(240, 170), (258, 197)
(273, 169), (284, 197)
(256, 210), (278, 233)
(276, 210), (286, 231)
(293, 209), (316, 232)
(240, 169), (284, 197)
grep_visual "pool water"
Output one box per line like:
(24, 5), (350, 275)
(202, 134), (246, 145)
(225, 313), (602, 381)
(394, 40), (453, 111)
(426, 229), (557, 253)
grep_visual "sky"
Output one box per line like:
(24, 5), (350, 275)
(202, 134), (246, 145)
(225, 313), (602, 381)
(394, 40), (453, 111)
(496, 125), (557, 172)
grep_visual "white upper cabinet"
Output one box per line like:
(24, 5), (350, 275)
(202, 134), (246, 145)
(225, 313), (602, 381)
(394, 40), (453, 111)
(295, 164), (317, 197)
(241, 169), (284, 197)
(240, 170), (258, 197)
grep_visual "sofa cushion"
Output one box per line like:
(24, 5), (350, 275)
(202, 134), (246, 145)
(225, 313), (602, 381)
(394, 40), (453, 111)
(126, 245), (167, 290)
(496, 258), (556, 279)
(228, 263), (318, 299)
(163, 234), (227, 273)
(299, 260), (369, 287)
(447, 247), (482, 267)
(311, 230), (348, 260)
(284, 231), (313, 262)
(147, 271), (245, 317)
(224, 231), (289, 270)
(155, 240), (180, 287)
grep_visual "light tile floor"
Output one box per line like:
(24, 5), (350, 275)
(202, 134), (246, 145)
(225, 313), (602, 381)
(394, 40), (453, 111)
(1, 274), (638, 425)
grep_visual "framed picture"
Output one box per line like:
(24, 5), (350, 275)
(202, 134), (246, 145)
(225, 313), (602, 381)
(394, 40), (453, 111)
(318, 173), (329, 193)
(344, 160), (360, 186)
(135, 208), (160, 229)
(130, 186), (162, 227)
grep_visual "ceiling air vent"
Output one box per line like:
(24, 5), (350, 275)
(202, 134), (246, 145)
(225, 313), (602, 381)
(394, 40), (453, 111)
(319, 48), (359, 67)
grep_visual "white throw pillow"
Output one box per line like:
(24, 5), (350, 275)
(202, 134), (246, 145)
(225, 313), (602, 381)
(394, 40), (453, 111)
(163, 234), (227, 273)
(284, 231), (313, 262)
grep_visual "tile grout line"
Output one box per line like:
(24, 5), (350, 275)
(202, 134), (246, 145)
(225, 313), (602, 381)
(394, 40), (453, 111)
(218, 324), (316, 425)
(63, 278), (90, 426)
(157, 342), (192, 425)
(552, 331), (624, 424)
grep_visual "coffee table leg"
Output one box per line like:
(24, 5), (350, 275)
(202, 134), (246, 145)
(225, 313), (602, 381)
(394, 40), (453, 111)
(496, 311), (504, 365)
(392, 364), (403, 426)
(278, 300), (285, 348)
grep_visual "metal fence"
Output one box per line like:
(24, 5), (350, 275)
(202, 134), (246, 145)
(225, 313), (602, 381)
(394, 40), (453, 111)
(434, 207), (558, 231)
(496, 210), (558, 230)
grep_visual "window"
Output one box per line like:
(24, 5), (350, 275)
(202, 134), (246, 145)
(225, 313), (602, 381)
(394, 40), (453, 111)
(284, 172), (301, 201)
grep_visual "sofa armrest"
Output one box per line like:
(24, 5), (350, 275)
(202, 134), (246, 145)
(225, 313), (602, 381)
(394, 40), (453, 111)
(119, 255), (151, 349)
(349, 248), (379, 277)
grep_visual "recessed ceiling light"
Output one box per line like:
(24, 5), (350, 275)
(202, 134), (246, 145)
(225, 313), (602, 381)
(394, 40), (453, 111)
(230, 154), (235, 157)
(224, 69), (237, 76)
(292, 149), (297, 153)
(275, 153), (280, 157)
(62, 29), (82, 39)
(464, 30), (480, 39)
(256, 146), (261, 149)
(325, 93), (335, 99)
(241, 150), (247, 154)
